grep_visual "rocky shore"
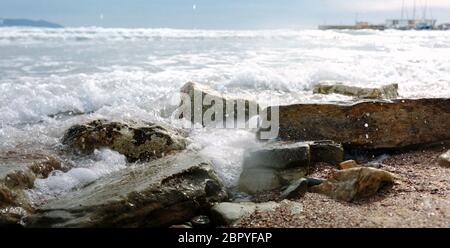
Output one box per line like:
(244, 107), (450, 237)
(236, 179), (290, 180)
(1, 81), (449, 228)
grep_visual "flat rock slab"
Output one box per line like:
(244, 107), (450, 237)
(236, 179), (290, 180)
(26, 152), (228, 228)
(62, 119), (187, 162)
(266, 98), (450, 149)
(313, 82), (399, 99)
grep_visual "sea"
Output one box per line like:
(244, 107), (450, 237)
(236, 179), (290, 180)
(0, 27), (449, 202)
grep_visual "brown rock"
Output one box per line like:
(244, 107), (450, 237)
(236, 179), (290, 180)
(438, 150), (450, 167)
(339, 160), (360, 170)
(264, 98), (450, 149)
(61, 119), (187, 162)
(311, 167), (395, 202)
(0, 152), (62, 226)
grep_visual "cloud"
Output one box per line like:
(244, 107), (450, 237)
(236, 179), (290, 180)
(327, 0), (450, 12)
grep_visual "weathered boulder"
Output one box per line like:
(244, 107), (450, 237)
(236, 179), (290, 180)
(238, 168), (282, 194)
(243, 142), (310, 170)
(211, 200), (302, 226)
(179, 82), (259, 126)
(310, 167), (395, 202)
(61, 119), (187, 162)
(0, 152), (62, 226)
(438, 150), (450, 167)
(238, 141), (343, 194)
(313, 82), (399, 99)
(265, 98), (450, 149)
(308, 140), (344, 165)
(339, 160), (360, 170)
(281, 178), (308, 199)
(26, 152), (228, 228)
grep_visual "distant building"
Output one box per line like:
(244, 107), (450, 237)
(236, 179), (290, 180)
(385, 19), (436, 30)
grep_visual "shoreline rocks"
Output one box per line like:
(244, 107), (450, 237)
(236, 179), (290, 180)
(264, 98), (450, 149)
(0, 152), (62, 226)
(179, 82), (259, 126)
(26, 152), (228, 228)
(238, 141), (343, 194)
(62, 119), (187, 162)
(313, 82), (399, 99)
(310, 167), (395, 202)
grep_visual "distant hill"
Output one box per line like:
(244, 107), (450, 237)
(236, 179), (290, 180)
(0, 18), (63, 28)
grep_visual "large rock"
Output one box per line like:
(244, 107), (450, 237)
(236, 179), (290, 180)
(211, 200), (302, 226)
(238, 168), (283, 194)
(308, 140), (344, 165)
(62, 119), (187, 162)
(243, 142), (310, 170)
(310, 167), (395, 202)
(438, 150), (450, 167)
(0, 151), (62, 226)
(238, 141), (343, 194)
(313, 82), (399, 99)
(26, 152), (228, 228)
(265, 98), (450, 149)
(179, 82), (259, 126)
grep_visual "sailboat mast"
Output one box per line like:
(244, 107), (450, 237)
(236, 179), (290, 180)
(401, 0), (405, 20)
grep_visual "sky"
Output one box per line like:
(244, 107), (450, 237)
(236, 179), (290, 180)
(1, 0), (450, 29)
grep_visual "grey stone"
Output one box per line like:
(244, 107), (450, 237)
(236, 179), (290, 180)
(26, 152), (228, 228)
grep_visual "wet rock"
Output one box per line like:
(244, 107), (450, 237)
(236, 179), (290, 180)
(0, 152), (62, 225)
(243, 142), (310, 170)
(266, 98), (450, 149)
(281, 178), (308, 199)
(238, 141), (342, 194)
(61, 119), (187, 162)
(179, 82), (259, 126)
(339, 160), (360, 170)
(313, 82), (399, 99)
(169, 224), (192, 229)
(305, 177), (324, 187)
(26, 152), (228, 228)
(309, 140), (344, 165)
(191, 215), (211, 228)
(238, 168), (281, 194)
(438, 150), (450, 167)
(311, 167), (395, 202)
(364, 162), (383, 169)
(279, 167), (309, 184)
(211, 201), (280, 226)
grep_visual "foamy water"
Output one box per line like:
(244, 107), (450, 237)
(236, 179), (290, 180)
(1, 27), (449, 197)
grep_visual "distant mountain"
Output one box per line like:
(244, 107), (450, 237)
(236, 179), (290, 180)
(0, 18), (63, 28)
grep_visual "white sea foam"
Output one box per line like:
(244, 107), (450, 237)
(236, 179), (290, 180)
(0, 28), (449, 195)
(28, 149), (127, 203)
